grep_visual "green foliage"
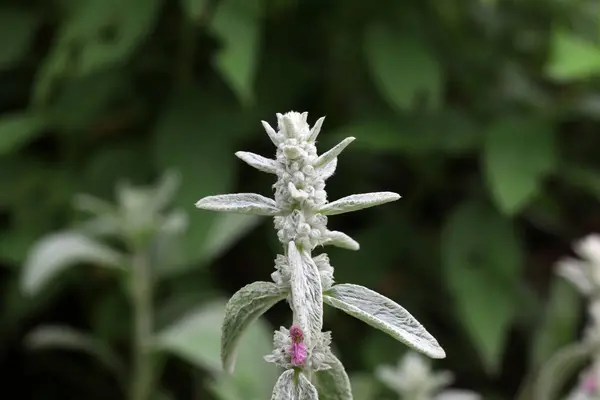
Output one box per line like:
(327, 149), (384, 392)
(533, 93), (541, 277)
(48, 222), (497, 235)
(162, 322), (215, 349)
(364, 24), (441, 111)
(483, 118), (557, 215)
(208, 0), (263, 105)
(547, 30), (600, 81)
(442, 200), (523, 373)
(0, 113), (47, 155)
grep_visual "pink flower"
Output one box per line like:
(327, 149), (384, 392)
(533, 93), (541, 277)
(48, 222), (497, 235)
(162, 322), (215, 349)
(290, 341), (307, 366)
(288, 324), (306, 366)
(290, 324), (304, 342)
(582, 370), (598, 394)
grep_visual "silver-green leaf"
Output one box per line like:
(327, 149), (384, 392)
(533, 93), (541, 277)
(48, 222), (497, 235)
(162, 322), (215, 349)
(195, 193), (280, 215)
(222, 281), (287, 373)
(315, 353), (353, 400)
(323, 284), (445, 359)
(272, 370), (295, 400)
(315, 137), (355, 169)
(319, 192), (400, 216)
(21, 232), (124, 296)
(272, 370), (320, 400)
(322, 230), (360, 251)
(297, 372), (320, 400)
(235, 151), (281, 175)
(289, 241), (323, 346)
(25, 325), (125, 378)
(533, 342), (594, 400)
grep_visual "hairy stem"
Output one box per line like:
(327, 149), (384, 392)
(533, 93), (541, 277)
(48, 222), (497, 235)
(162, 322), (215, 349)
(130, 250), (155, 400)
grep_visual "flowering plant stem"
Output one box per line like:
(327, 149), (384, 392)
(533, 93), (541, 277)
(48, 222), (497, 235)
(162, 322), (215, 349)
(130, 250), (155, 400)
(195, 111), (445, 399)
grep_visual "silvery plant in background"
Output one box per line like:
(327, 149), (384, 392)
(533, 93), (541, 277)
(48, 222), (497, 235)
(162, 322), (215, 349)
(195, 111), (445, 399)
(535, 234), (600, 400)
(376, 351), (480, 400)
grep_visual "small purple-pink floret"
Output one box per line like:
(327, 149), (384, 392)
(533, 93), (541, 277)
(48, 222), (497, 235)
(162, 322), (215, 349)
(582, 370), (598, 394)
(290, 341), (307, 366)
(289, 324), (304, 342)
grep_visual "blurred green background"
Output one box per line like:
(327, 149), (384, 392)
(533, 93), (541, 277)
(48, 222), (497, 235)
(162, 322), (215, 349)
(2, 0), (600, 398)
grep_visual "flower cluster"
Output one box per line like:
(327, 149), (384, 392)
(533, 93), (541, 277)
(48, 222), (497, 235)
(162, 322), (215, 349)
(195, 111), (444, 399)
(264, 324), (332, 371)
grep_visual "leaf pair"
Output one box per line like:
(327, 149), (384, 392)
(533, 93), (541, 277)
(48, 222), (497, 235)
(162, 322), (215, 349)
(220, 243), (445, 386)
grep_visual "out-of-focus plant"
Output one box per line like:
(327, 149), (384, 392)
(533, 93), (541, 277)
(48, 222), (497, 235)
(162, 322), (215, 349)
(195, 111), (445, 399)
(375, 351), (480, 400)
(534, 234), (600, 400)
(20, 172), (275, 400)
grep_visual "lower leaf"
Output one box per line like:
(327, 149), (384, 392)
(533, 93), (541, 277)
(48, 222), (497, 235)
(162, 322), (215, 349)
(271, 370), (319, 400)
(315, 353), (353, 400)
(221, 281), (287, 373)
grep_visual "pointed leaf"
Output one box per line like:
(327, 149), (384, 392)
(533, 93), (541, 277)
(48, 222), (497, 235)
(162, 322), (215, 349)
(322, 231), (360, 251)
(25, 325), (125, 377)
(221, 281), (286, 373)
(323, 284), (445, 359)
(315, 353), (354, 400)
(315, 137), (355, 169)
(289, 241), (323, 347)
(21, 232), (124, 296)
(235, 151), (281, 174)
(196, 193), (280, 215)
(319, 192), (401, 216)
(308, 116), (326, 142)
(262, 120), (282, 145)
(534, 342), (594, 400)
(483, 117), (556, 215)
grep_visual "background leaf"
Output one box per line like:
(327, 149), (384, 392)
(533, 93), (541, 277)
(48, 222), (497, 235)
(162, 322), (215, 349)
(442, 200), (523, 374)
(209, 0), (262, 105)
(153, 86), (245, 267)
(530, 276), (581, 369)
(546, 30), (600, 81)
(21, 232), (124, 296)
(364, 23), (441, 111)
(0, 113), (46, 156)
(25, 325), (125, 377)
(483, 117), (556, 215)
